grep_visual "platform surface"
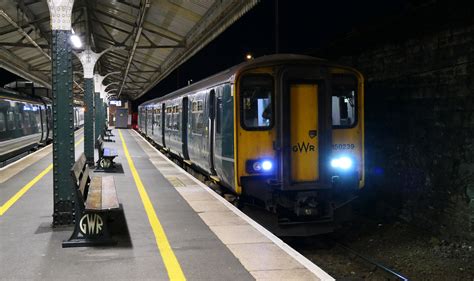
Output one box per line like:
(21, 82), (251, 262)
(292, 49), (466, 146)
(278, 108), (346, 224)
(0, 129), (333, 281)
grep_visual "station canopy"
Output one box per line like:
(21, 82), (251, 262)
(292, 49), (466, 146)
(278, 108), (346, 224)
(0, 0), (259, 100)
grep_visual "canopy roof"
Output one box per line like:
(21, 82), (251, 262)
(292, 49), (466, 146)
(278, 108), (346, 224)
(0, 0), (259, 100)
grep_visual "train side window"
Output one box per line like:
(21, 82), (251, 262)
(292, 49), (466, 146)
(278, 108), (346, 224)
(216, 96), (222, 134)
(332, 74), (357, 128)
(7, 109), (15, 130)
(193, 113), (203, 134)
(35, 110), (41, 129)
(191, 99), (204, 135)
(166, 106), (172, 128)
(0, 112), (5, 132)
(24, 112), (30, 128)
(175, 105), (180, 131)
(18, 110), (24, 129)
(155, 108), (161, 128)
(240, 74), (274, 130)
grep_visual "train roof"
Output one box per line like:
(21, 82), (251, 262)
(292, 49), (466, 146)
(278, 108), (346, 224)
(139, 54), (359, 107)
(0, 87), (45, 104)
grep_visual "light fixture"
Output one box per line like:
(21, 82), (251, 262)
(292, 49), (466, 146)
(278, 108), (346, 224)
(245, 53), (253, 60)
(330, 156), (353, 170)
(70, 29), (82, 49)
(262, 160), (273, 171)
(247, 159), (274, 174)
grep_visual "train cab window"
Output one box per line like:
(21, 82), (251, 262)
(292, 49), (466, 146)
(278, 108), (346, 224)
(332, 74), (357, 128)
(240, 74), (274, 130)
(0, 112), (5, 132)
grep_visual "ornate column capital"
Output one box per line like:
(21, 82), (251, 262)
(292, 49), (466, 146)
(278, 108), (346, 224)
(47, 0), (74, 30)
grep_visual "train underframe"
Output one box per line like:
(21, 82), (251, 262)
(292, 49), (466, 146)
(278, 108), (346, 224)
(240, 174), (360, 236)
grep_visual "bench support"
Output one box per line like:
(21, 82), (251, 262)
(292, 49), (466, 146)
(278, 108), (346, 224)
(96, 137), (118, 170)
(62, 212), (116, 248)
(63, 153), (121, 248)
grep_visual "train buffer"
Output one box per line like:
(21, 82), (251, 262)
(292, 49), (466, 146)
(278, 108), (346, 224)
(96, 136), (118, 170)
(62, 153), (122, 248)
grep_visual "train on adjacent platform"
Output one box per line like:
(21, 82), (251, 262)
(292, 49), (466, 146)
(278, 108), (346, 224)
(138, 54), (365, 235)
(0, 87), (84, 163)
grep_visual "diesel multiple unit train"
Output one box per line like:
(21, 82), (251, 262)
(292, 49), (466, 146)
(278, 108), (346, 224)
(138, 54), (365, 235)
(0, 88), (84, 162)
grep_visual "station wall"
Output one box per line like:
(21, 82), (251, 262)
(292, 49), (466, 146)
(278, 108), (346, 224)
(324, 8), (474, 240)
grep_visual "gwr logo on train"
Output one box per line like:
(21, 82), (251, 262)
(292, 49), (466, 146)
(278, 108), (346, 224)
(79, 214), (104, 235)
(292, 142), (316, 153)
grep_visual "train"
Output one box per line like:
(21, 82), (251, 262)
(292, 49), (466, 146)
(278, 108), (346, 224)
(138, 54), (365, 235)
(0, 87), (84, 163)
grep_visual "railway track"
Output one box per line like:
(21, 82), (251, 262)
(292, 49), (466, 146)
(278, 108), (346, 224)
(333, 241), (409, 280)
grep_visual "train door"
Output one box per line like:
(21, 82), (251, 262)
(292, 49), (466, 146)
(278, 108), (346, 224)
(39, 106), (45, 143)
(161, 103), (166, 147)
(182, 97), (189, 159)
(208, 89), (216, 175)
(280, 69), (332, 190)
(151, 107), (154, 135)
(46, 105), (52, 140)
(289, 83), (319, 182)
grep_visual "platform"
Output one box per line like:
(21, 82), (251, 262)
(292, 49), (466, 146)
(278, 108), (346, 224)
(0, 129), (333, 281)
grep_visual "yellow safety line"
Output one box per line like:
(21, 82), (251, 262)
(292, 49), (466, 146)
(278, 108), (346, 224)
(0, 137), (84, 216)
(118, 129), (186, 281)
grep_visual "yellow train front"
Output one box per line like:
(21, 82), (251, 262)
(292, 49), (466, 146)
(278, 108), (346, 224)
(234, 55), (364, 235)
(138, 54), (364, 236)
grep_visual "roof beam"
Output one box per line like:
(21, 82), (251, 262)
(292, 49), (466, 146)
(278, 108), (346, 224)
(141, 26), (183, 44)
(0, 46), (51, 88)
(138, 0), (260, 99)
(0, 42), (49, 48)
(91, 17), (132, 36)
(17, 0), (48, 43)
(118, 0), (151, 97)
(116, 0), (140, 10)
(93, 8), (136, 28)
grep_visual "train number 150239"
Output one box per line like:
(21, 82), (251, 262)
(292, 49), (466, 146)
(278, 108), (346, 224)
(332, 143), (355, 150)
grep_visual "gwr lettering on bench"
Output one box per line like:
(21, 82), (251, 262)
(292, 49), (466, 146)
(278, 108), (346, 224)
(80, 213), (104, 235)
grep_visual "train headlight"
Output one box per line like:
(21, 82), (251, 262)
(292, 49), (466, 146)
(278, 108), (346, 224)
(330, 156), (353, 170)
(262, 160), (273, 171)
(247, 159), (274, 174)
(252, 162), (262, 172)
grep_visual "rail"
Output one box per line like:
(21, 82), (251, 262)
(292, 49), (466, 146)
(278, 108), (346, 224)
(335, 241), (410, 281)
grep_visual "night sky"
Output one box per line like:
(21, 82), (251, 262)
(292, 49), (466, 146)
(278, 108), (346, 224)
(133, 0), (406, 108)
(0, 0), (407, 108)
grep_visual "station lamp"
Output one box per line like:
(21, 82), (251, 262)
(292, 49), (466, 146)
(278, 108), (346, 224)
(70, 29), (82, 49)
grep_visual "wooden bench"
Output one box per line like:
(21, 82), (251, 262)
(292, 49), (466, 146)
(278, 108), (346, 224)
(96, 136), (118, 169)
(63, 153), (121, 248)
(103, 127), (115, 142)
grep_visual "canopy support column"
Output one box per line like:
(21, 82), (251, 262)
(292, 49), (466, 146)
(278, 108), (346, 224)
(48, 0), (75, 226)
